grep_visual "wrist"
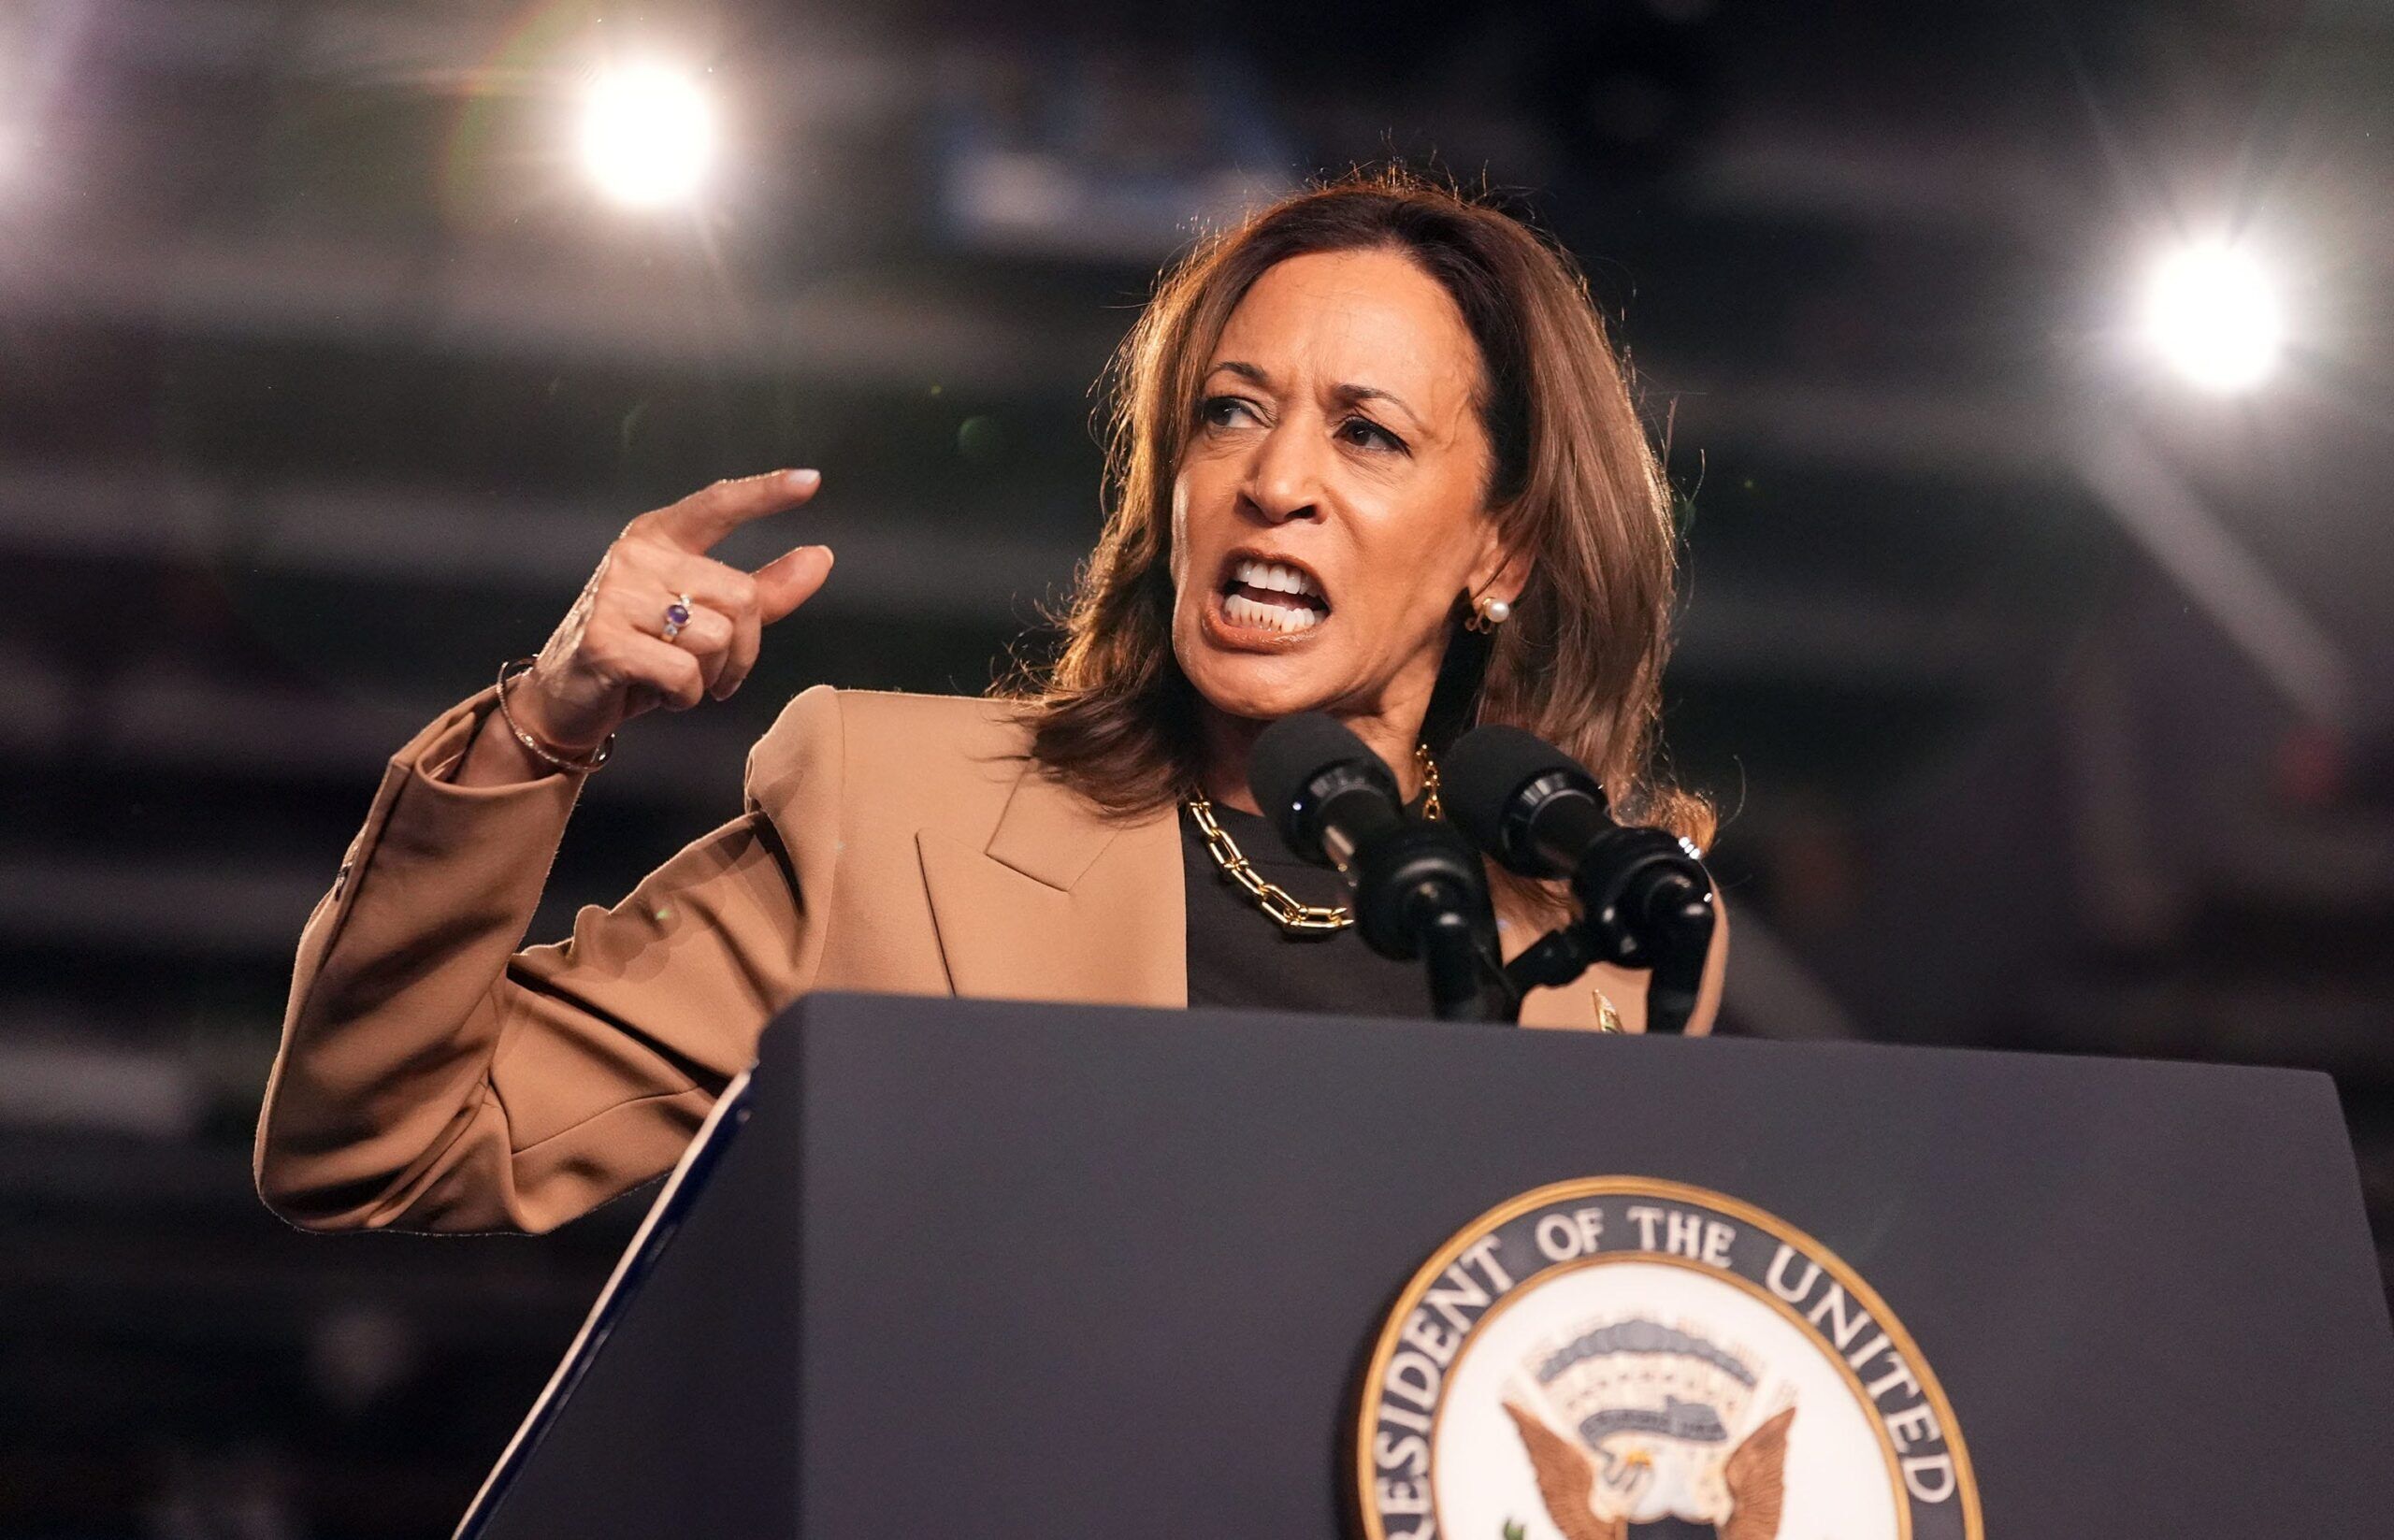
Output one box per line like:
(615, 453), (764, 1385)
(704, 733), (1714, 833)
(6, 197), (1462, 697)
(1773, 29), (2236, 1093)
(509, 666), (616, 754)
(493, 659), (615, 773)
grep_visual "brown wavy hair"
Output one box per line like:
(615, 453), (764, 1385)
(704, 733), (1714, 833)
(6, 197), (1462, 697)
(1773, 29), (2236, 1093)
(1010, 168), (1711, 850)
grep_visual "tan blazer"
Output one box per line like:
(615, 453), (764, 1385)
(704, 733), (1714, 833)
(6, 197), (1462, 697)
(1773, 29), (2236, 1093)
(254, 684), (1723, 1235)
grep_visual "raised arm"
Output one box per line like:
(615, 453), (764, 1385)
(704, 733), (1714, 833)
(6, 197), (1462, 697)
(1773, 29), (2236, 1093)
(255, 472), (839, 1234)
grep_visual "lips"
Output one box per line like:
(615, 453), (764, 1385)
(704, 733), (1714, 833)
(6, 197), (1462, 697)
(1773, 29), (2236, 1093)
(1217, 553), (1330, 635)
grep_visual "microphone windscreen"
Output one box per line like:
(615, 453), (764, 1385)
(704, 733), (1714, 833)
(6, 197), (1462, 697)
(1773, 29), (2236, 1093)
(1440, 725), (1594, 856)
(1248, 712), (1384, 847)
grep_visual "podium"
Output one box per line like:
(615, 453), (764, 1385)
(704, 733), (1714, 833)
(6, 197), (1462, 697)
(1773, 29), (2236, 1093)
(457, 993), (2394, 1537)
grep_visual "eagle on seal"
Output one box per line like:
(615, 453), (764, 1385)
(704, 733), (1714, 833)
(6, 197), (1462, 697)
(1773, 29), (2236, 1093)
(1502, 1401), (1794, 1540)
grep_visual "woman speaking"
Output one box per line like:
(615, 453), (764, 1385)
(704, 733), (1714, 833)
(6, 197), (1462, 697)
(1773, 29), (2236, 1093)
(254, 172), (1725, 1235)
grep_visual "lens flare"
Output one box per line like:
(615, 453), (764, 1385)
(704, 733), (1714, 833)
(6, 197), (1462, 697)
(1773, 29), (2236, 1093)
(2141, 240), (2283, 394)
(579, 62), (714, 209)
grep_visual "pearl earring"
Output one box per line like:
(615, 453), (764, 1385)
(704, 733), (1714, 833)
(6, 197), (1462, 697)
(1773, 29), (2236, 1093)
(1466, 594), (1511, 633)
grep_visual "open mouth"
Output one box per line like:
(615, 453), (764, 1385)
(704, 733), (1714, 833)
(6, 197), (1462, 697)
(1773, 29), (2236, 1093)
(1217, 554), (1332, 635)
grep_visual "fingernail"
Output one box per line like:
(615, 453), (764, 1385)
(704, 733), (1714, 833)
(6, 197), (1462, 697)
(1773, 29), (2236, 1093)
(786, 468), (820, 488)
(814, 545), (835, 568)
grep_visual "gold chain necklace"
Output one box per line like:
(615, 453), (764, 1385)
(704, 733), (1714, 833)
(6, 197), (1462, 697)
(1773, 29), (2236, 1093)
(1187, 746), (1443, 934)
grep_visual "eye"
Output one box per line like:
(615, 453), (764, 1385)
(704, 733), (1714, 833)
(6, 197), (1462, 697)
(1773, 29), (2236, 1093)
(1337, 415), (1407, 454)
(1201, 395), (1262, 430)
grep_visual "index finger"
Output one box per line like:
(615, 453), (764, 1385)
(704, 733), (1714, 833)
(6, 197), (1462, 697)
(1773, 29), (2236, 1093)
(641, 468), (821, 553)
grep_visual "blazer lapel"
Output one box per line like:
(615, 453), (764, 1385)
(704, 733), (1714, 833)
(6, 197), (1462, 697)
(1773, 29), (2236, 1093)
(1514, 973), (1605, 1029)
(916, 763), (1185, 1008)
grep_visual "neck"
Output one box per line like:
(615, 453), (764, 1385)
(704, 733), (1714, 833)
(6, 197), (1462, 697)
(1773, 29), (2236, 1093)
(1195, 700), (1428, 813)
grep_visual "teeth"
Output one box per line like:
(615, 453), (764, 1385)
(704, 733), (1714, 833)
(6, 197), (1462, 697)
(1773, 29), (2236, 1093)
(1224, 593), (1322, 632)
(1233, 557), (1322, 598)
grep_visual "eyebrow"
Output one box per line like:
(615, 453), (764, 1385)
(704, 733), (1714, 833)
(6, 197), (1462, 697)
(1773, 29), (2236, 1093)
(1205, 361), (1424, 430)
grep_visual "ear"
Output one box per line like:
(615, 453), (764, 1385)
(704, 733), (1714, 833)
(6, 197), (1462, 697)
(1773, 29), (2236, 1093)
(1466, 516), (1534, 611)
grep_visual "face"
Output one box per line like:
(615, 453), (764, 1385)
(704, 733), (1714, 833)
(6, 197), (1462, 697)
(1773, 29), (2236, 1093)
(1169, 248), (1520, 740)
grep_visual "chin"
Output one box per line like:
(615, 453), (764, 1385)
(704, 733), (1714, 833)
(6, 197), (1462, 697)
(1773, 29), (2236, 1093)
(1176, 631), (1348, 725)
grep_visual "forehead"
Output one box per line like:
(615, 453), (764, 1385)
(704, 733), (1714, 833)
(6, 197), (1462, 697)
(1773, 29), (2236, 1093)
(1213, 248), (1481, 414)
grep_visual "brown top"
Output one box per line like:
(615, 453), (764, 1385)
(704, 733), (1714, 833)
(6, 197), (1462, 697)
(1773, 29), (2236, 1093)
(254, 685), (1723, 1235)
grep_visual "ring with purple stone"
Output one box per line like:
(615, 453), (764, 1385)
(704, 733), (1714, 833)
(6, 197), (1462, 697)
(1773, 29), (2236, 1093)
(660, 593), (694, 643)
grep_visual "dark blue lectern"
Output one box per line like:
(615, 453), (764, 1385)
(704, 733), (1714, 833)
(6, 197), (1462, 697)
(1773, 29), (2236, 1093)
(455, 994), (2394, 1537)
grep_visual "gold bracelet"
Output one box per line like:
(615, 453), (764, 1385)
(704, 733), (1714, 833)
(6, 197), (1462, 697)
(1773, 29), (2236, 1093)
(494, 657), (614, 774)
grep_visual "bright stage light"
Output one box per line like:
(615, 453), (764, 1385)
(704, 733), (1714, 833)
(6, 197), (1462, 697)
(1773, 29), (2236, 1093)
(579, 63), (715, 209)
(2141, 240), (2283, 394)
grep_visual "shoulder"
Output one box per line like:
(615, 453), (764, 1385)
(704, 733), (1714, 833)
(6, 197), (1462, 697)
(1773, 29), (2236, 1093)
(745, 685), (1032, 830)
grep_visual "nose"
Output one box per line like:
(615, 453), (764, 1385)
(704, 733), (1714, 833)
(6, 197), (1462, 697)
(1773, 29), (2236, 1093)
(1241, 418), (1327, 525)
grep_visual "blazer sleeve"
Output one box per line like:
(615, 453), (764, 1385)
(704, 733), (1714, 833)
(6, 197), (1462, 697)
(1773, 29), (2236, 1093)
(253, 684), (846, 1235)
(1689, 896), (1729, 1036)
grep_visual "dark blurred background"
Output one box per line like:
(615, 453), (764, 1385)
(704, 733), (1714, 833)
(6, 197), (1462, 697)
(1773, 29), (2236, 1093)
(3, 0), (2389, 1533)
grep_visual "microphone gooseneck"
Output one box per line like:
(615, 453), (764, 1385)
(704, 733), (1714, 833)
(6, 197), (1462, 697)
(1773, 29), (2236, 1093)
(1443, 724), (1719, 1034)
(1247, 714), (1504, 1022)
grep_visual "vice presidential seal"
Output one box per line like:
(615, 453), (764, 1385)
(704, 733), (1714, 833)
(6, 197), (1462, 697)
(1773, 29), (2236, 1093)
(1356, 1178), (1979, 1540)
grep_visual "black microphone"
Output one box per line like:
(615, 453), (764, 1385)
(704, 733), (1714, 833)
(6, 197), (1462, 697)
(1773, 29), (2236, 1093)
(1439, 725), (1613, 881)
(1443, 725), (1716, 1033)
(1248, 712), (1406, 871)
(1248, 713), (1501, 1022)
